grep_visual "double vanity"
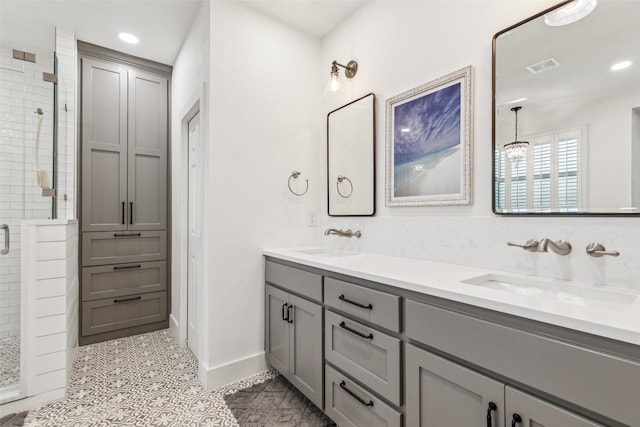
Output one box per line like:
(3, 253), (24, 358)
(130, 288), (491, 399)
(264, 248), (640, 427)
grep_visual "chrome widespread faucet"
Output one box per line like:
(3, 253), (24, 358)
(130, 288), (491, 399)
(324, 228), (362, 238)
(507, 238), (572, 255)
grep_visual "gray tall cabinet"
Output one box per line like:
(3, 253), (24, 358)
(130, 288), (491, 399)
(79, 42), (170, 345)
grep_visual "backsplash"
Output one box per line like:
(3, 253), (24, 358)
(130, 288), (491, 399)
(318, 215), (640, 290)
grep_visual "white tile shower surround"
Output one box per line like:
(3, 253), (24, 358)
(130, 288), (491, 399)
(23, 330), (280, 427)
(0, 45), (55, 340)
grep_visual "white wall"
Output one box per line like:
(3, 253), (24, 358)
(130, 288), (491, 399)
(170, 0), (210, 352)
(319, 1), (640, 290)
(202, 1), (322, 388)
(171, 1), (323, 390)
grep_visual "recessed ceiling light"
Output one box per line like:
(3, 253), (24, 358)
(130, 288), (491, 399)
(544, 0), (597, 27)
(400, 128), (411, 133)
(118, 32), (139, 44)
(610, 60), (632, 71)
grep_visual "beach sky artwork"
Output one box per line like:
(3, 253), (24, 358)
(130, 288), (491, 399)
(393, 82), (462, 198)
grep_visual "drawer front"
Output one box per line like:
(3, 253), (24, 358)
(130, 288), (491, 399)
(406, 299), (640, 427)
(325, 364), (402, 427)
(265, 260), (322, 302)
(324, 277), (400, 332)
(82, 261), (166, 301)
(82, 231), (166, 266)
(325, 310), (401, 405)
(82, 291), (167, 336)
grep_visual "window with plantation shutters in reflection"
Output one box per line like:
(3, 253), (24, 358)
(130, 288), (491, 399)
(495, 128), (582, 212)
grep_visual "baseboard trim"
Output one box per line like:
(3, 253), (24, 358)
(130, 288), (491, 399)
(200, 351), (267, 391)
(169, 314), (180, 344)
(0, 388), (64, 416)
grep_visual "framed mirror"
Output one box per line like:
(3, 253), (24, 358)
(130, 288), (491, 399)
(328, 93), (376, 216)
(492, 0), (640, 215)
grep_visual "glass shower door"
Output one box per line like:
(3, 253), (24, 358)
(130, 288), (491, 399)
(0, 21), (56, 403)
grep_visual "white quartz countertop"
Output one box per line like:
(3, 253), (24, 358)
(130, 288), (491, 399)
(263, 247), (640, 346)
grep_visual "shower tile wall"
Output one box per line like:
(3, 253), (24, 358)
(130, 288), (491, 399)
(0, 45), (54, 339)
(55, 29), (76, 221)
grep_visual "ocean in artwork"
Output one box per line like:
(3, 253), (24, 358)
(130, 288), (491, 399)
(394, 145), (461, 197)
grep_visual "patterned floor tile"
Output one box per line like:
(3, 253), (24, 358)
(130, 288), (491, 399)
(22, 329), (316, 426)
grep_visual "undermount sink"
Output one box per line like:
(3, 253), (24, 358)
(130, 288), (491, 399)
(293, 248), (356, 257)
(461, 274), (637, 307)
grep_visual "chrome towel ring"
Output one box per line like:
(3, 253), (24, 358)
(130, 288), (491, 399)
(288, 170), (309, 196)
(336, 175), (353, 198)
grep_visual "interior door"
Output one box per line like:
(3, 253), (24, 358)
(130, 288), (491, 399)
(187, 111), (202, 358)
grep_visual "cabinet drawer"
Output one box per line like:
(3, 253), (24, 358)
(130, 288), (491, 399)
(325, 310), (401, 405)
(405, 299), (640, 427)
(82, 231), (166, 266)
(325, 364), (401, 427)
(324, 277), (400, 332)
(81, 291), (167, 336)
(265, 260), (322, 302)
(82, 261), (166, 301)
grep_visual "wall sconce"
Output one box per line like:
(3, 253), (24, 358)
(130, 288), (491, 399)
(325, 59), (358, 93)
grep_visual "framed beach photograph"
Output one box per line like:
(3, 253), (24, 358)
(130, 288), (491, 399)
(385, 66), (473, 207)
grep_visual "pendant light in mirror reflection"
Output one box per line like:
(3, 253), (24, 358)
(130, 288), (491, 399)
(325, 59), (358, 94)
(544, 0), (597, 27)
(504, 106), (528, 163)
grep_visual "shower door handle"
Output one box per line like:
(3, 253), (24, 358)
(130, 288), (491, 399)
(1, 224), (9, 255)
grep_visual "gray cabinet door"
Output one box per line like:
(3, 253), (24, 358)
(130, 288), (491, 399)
(505, 386), (604, 427)
(406, 344), (505, 427)
(81, 57), (127, 232)
(289, 293), (323, 410)
(265, 285), (290, 376)
(127, 69), (167, 230)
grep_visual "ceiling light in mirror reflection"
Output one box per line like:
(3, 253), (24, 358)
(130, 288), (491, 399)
(118, 32), (139, 44)
(610, 60), (632, 71)
(544, 0), (597, 27)
(400, 128), (411, 133)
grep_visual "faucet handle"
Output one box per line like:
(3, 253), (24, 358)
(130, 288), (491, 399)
(507, 239), (539, 252)
(586, 242), (620, 257)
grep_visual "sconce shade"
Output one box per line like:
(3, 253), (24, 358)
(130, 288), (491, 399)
(325, 59), (358, 93)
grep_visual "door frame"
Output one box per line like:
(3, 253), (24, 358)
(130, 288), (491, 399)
(174, 83), (208, 361)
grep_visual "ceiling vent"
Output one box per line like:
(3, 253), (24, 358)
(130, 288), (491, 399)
(526, 57), (560, 74)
